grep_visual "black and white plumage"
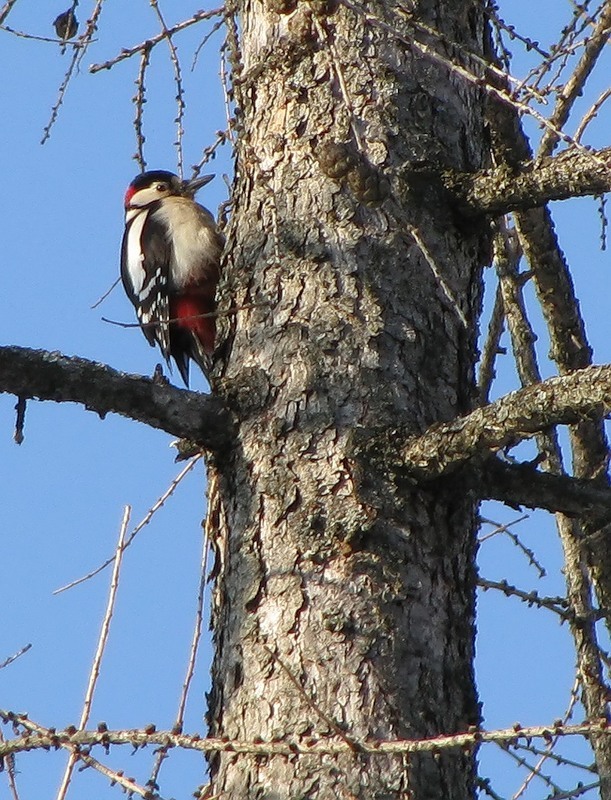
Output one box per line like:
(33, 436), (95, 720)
(120, 170), (224, 386)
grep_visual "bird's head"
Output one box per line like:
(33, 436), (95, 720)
(124, 170), (214, 209)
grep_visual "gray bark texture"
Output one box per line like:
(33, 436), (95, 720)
(207, 1), (487, 798)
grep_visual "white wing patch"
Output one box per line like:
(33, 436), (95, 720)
(138, 265), (171, 359)
(125, 210), (148, 296)
(137, 266), (164, 302)
(123, 208), (171, 360)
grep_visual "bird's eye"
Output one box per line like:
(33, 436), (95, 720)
(156, 183), (167, 192)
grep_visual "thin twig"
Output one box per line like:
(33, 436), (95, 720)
(219, 40), (235, 143)
(90, 277), (121, 310)
(477, 577), (575, 620)
(191, 17), (226, 71)
(53, 457), (202, 594)
(55, 506), (130, 800)
(543, 781), (600, 800)
(0, 644), (31, 670)
(133, 44), (151, 171)
(518, 740), (596, 774)
(41, 47), (80, 144)
(407, 224), (468, 329)
(177, 532), (210, 726)
(485, 4), (550, 59)
(0, 0), (19, 25)
(62, 750), (153, 799)
(262, 644), (364, 752)
(342, 0), (604, 160)
(149, 0), (185, 177)
(499, 742), (563, 796)
(7, 711), (152, 799)
(478, 514), (546, 577)
(89, 7), (225, 73)
(311, 14), (364, 151)
(510, 2), (592, 97)
(41, 0), (106, 144)
(598, 193), (608, 251)
(398, 6), (548, 104)
(148, 519), (211, 788)
(512, 677), (590, 799)
(574, 86), (611, 142)
(477, 281), (506, 405)
(101, 301), (270, 329)
(0, 24), (88, 44)
(479, 514), (530, 542)
(191, 128), (231, 176)
(539, 1), (611, 156)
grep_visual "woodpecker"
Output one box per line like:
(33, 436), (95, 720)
(121, 170), (224, 386)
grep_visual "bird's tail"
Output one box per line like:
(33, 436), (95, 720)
(190, 334), (213, 380)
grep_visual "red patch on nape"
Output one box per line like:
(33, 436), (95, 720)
(172, 295), (215, 354)
(124, 184), (137, 208)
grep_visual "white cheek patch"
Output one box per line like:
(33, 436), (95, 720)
(125, 211), (148, 295)
(128, 186), (161, 209)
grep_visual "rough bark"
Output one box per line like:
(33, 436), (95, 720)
(440, 146), (611, 218)
(207, 2), (486, 798)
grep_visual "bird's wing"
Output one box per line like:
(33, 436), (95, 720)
(120, 207), (172, 361)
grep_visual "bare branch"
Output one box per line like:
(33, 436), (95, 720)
(132, 44), (151, 172)
(477, 577), (573, 620)
(149, 0), (185, 176)
(0, 24), (86, 44)
(0, 729), (19, 800)
(494, 220), (560, 473)
(538, 2), (611, 156)
(56, 508), (130, 800)
(0, 0), (16, 25)
(442, 146), (611, 218)
(479, 514), (545, 577)
(2, 713), (611, 758)
(0, 346), (231, 449)
(575, 87), (611, 143)
(389, 364), (611, 479)
(407, 224), (469, 328)
(41, 0), (107, 144)
(485, 4), (550, 59)
(477, 282), (505, 404)
(148, 520), (211, 789)
(477, 458), (611, 523)
(0, 644), (31, 671)
(5, 711), (153, 798)
(54, 457), (201, 594)
(89, 7), (225, 74)
(341, 0), (585, 151)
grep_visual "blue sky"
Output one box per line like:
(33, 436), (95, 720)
(1, 3), (609, 798)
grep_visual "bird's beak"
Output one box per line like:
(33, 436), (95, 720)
(181, 174), (215, 197)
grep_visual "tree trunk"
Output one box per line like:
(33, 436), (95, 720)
(208, 2), (487, 797)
